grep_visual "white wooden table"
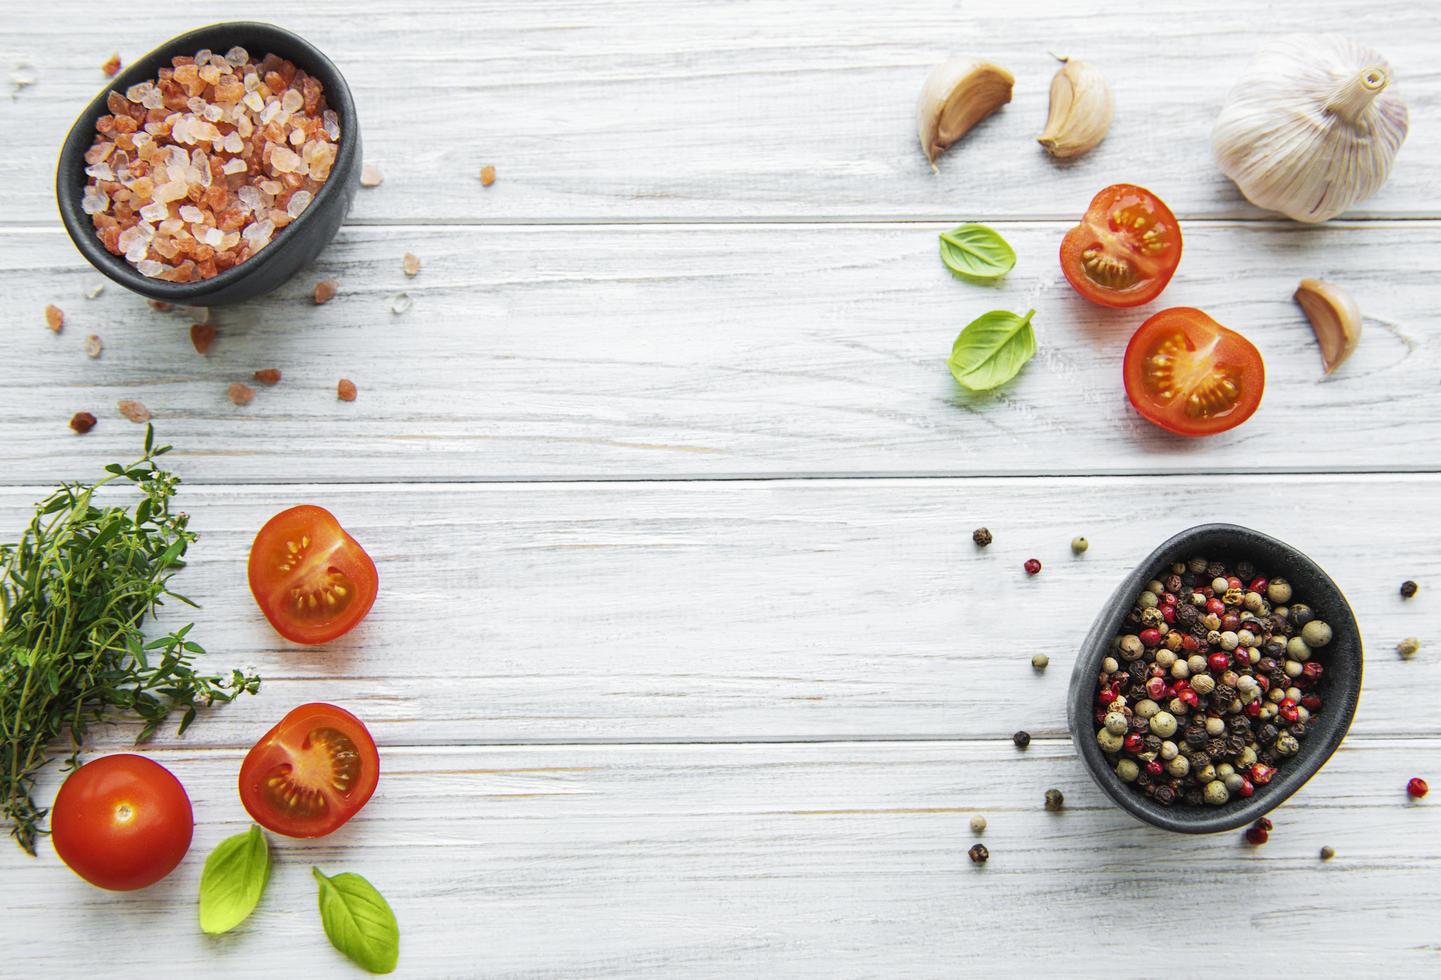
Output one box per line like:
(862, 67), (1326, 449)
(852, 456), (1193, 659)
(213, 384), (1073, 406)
(3, 1), (1439, 976)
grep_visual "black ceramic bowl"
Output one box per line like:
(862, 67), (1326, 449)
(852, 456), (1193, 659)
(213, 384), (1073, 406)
(56, 22), (360, 306)
(1068, 523), (1362, 834)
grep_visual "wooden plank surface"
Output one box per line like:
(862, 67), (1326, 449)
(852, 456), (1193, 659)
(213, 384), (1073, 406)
(4, 220), (1437, 484)
(2, 0), (1437, 226)
(0, 475), (1428, 747)
(3, 739), (1438, 978)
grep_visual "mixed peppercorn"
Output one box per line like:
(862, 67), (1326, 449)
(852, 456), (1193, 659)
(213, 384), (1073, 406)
(1092, 556), (1332, 808)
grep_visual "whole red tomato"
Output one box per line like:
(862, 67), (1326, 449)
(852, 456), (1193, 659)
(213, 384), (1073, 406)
(50, 754), (193, 890)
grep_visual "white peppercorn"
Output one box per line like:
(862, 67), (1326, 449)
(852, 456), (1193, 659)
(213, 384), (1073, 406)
(1236, 675), (1258, 694)
(1104, 712), (1129, 736)
(1166, 755), (1190, 777)
(1031, 653), (1050, 671)
(1170, 661), (1191, 680)
(1219, 631), (1239, 651)
(970, 814), (987, 834)
(1102, 656), (1119, 673)
(1149, 711), (1178, 738)
(1237, 629), (1256, 647)
(1159, 740), (1179, 760)
(1097, 729), (1125, 753)
(1275, 732), (1300, 756)
(1146, 580), (1164, 595)
(1267, 578), (1293, 604)
(1301, 620), (1332, 648)
(1138, 591), (1159, 609)
(1397, 637), (1421, 659)
(1116, 759), (1140, 782)
(1223, 772), (1245, 793)
(1187, 654), (1208, 675)
(1205, 716), (1226, 736)
(1190, 674), (1216, 696)
(1195, 762), (1217, 784)
(1284, 659), (1303, 678)
(1071, 536), (1089, 554)
(1211, 576), (1230, 593)
(1287, 636), (1310, 661)
(1155, 650), (1177, 669)
(1135, 699), (1160, 719)
(1216, 762), (1235, 778)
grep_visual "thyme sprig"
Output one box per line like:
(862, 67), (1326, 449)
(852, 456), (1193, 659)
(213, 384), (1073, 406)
(0, 427), (260, 854)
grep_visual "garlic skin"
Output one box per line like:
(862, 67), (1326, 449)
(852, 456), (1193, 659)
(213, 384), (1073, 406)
(1212, 34), (1409, 223)
(1294, 278), (1362, 374)
(1037, 57), (1113, 159)
(918, 59), (1014, 172)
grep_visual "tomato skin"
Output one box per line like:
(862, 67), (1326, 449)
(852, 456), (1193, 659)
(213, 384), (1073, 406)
(1060, 184), (1182, 308)
(1123, 307), (1265, 437)
(247, 505), (378, 645)
(50, 755), (193, 891)
(238, 702), (379, 838)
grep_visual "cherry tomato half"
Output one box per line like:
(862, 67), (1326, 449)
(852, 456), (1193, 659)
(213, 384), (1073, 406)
(50, 754), (193, 890)
(238, 702), (379, 838)
(1123, 307), (1265, 437)
(248, 505), (378, 645)
(1060, 184), (1182, 308)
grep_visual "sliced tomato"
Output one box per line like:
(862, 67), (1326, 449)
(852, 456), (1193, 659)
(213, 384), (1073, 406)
(248, 505), (378, 645)
(238, 703), (379, 838)
(1123, 307), (1265, 437)
(1060, 184), (1182, 308)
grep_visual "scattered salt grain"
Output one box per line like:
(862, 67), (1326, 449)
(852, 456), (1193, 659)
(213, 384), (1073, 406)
(402, 252), (420, 277)
(70, 412), (98, 434)
(117, 399), (151, 423)
(44, 304), (64, 333)
(190, 323), (217, 354)
(313, 279), (338, 304)
(388, 292), (413, 315)
(227, 382), (255, 406)
(83, 334), (103, 358)
(85, 282), (105, 300)
(253, 368), (282, 385)
(360, 164), (383, 187)
(480, 165), (497, 187)
(102, 53), (122, 77)
(148, 299), (174, 312)
(337, 378), (357, 402)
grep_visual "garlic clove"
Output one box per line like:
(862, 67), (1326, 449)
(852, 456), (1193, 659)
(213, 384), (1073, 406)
(1294, 278), (1362, 374)
(917, 59), (1014, 172)
(1037, 57), (1113, 159)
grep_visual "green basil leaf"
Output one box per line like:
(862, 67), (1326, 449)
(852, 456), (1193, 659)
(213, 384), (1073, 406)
(938, 224), (1016, 282)
(947, 308), (1038, 391)
(198, 825), (271, 934)
(314, 867), (400, 975)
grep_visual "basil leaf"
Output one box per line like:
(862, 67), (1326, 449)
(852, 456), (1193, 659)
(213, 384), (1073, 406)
(198, 825), (271, 935)
(947, 308), (1038, 391)
(314, 867), (400, 975)
(938, 224), (1016, 282)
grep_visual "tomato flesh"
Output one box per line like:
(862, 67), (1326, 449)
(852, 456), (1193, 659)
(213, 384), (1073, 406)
(238, 702), (379, 838)
(50, 754), (193, 890)
(1123, 307), (1264, 436)
(248, 505), (378, 645)
(1061, 184), (1182, 308)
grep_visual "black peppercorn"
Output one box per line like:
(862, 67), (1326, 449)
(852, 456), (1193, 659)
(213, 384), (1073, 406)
(1228, 715), (1251, 733)
(1235, 560), (1255, 582)
(968, 843), (989, 864)
(1260, 747), (1280, 765)
(1044, 788), (1064, 811)
(1155, 785), (1177, 806)
(1400, 580), (1419, 599)
(1225, 733), (1247, 756)
(1206, 737), (1226, 758)
(1165, 573), (1183, 593)
(1177, 604), (1200, 627)
(1290, 722), (1308, 740)
(1213, 685), (1236, 705)
(1012, 730), (1031, 749)
(1185, 788), (1205, 806)
(1140, 779), (1156, 794)
(1206, 561), (1226, 579)
(1290, 603), (1315, 627)
(1184, 725), (1208, 748)
(972, 527), (992, 547)
(1257, 723), (1279, 744)
(1143, 734), (1162, 754)
(1256, 657), (1278, 675)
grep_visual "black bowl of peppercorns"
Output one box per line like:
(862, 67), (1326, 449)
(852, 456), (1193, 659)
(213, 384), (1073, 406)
(1068, 524), (1362, 834)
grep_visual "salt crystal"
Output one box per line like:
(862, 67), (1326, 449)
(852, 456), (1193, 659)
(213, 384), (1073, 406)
(203, 227), (224, 247)
(171, 117), (192, 144)
(286, 190), (312, 218)
(242, 90), (264, 113)
(237, 185), (262, 213)
(44, 304), (64, 332)
(199, 65), (221, 86)
(260, 179), (283, 196)
(313, 278), (339, 304)
(84, 162), (114, 180)
(221, 231), (241, 250)
(81, 185), (110, 215)
(225, 46), (248, 66)
(289, 128), (305, 146)
(322, 110), (340, 141)
(223, 158), (247, 175)
(203, 103), (224, 122)
(136, 221), (156, 241)
(280, 89), (303, 114)
(236, 113), (254, 138)
(259, 99), (281, 125)
(126, 81), (153, 103)
(154, 181), (188, 203)
(159, 218), (184, 236)
(388, 292), (413, 315)
(85, 282), (105, 300)
(137, 260), (164, 278)
(117, 399), (151, 423)
(142, 89), (164, 110)
(360, 164), (383, 188)
(226, 381), (255, 407)
(84, 334), (103, 357)
(243, 72), (260, 91)
(337, 378), (357, 402)
(84, 142), (115, 165)
(179, 205), (205, 223)
(269, 145), (301, 173)
(126, 240), (149, 263)
(223, 132), (244, 153)
(402, 252), (420, 277)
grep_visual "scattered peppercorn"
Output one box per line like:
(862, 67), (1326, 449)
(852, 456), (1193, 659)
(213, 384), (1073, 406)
(1245, 825), (1269, 845)
(969, 814), (986, 834)
(967, 843), (989, 864)
(1407, 777), (1429, 799)
(1397, 637), (1420, 660)
(1071, 536), (1089, 555)
(1043, 788), (1064, 812)
(1031, 653), (1049, 672)
(1024, 558), (1042, 576)
(1400, 580), (1419, 598)
(1012, 730), (1030, 750)
(972, 527), (992, 547)
(69, 411), (97, 434)
(1320, 845), (1335, 861)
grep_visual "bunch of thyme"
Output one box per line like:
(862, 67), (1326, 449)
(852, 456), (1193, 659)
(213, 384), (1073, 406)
(0, 428), (260, 853)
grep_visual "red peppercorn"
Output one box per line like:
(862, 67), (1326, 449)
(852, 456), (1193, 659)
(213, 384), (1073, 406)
(1094, 709), (1108, 724)
(1206, 598), (1225, 616)
(1146, 677), (1167, 699)
(1238, 778), (1255, 798)
(1221, 613), (1241, 631)
(1179, 688), (1199, 707)
(1249, 577), (1268, 593)
(1251, 763), (1276, 785)
(1255, 817), (1273, 831)
(1255, 675), (1270, 692)
(1145, 760), (1163, 777)
(1161, 592), (1176, 606)
(1232, 649), (1251, 668)
(1124, 733), (1144, 754)
(1302, 662), (1323, 682)
(1279, 699), (1299, 723)
(1181, 634), (1199, 652)
(1024, 558), (1042, 576)
(1226, 576), (1242, 591)
(1160, 604), (1176, 624)
(1208, 652), (1231, 672)
(1301, 695), (1322, 711)
(1245, 700), (1262, 717)
(1407, 777), (1429, 799)
(1245, 826), (1268, 845)
(1098, 688), (1117, 707)
(1139, 628), (1161, 647)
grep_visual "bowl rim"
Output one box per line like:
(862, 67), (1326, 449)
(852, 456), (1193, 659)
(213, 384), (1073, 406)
(55, 20), (359, 302)
(1068, 522), (1363, 834)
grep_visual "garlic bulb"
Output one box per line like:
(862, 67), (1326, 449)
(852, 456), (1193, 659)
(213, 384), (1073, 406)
(917, 59), (1014, 172)
(1212, 34), (1409, 222)
(1037, 57), (1113, 159)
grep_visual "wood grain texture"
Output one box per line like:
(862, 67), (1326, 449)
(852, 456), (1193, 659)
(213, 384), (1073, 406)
(3, 738), (1438, 978)
(4, 220), (1437, 484)
(2, 0), (1437, 225)
(0, 475), (1429, 747)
